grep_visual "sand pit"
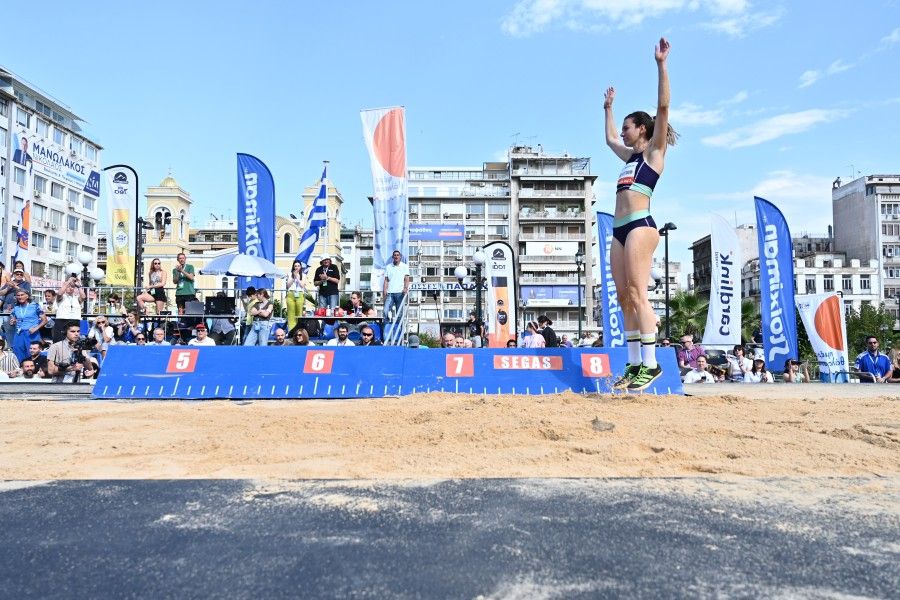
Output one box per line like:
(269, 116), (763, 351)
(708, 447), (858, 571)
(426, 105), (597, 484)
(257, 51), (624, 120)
(1, 385), (897, 480)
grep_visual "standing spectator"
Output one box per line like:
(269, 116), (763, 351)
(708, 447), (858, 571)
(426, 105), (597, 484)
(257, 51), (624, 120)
(342, 291), (376, 317)
(87, 316), (115, 360)
(243, 289), (274, 346)
(0, 338), (20, 373)
(54, 273), (84, 343)
(358, 325), (382, 347)
(8, 289), (46, 362)
(855, 335), (892, 383)
(465, 311), (485, 348)
(137, 259), (168, 315)
(40, 289), (58, 341)
(147, 327), (171, 346)
(188, 323), (215, 346)
(441, 332), (456, 348)
(172, 253), (197, 314)
(1, 267), (32, 341)
(683, 355), (716, 383)
(524, 321), (546, 348)
(537, 315), (558, 347)
(47, 323), (96, 383)
(726, 344), (752, 382)
(284, 260), (307, 331)
(326, 323), (355, 346)
(782, 358), (811, 383)
(744, 358), (774, 383)
(676, 334), (705, 370)
(382, 250), (410, 322)
(314, 257), (340, 309)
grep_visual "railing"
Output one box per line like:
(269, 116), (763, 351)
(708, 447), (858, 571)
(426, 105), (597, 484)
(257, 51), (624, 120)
(518, 189), (586, 198)
(518, 233), (585, 241)
(519, 210), (586, 220)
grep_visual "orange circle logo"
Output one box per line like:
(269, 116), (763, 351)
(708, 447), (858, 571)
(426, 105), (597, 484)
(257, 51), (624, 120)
(813, 295), (844, 350)
(372, 108), (406, 178)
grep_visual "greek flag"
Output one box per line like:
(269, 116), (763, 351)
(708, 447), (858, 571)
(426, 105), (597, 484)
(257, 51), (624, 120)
(296, 165), (328, 274)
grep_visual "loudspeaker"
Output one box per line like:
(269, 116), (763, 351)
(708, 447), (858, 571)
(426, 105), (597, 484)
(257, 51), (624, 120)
(204, 297), (235, 315)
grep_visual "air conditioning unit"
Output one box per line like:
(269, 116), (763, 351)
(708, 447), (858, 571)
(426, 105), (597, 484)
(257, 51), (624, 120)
(501, 214), (508, 219)
(43, 221), (51, 228)
(465, 232), (473, 239)
(67, 202), (76, 210)
(442, 297), (450, 303)
(33, 191), (41, 199)
(50, 224), (58, 230)
(69, 150), (77, 157)
(443, 213), (450, 218)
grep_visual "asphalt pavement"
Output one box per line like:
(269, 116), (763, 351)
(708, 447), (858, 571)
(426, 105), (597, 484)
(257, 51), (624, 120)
(1, 478), (897, 598)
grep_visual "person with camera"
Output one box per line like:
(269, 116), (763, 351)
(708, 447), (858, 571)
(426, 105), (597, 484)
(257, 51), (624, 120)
(118, 310), (145, 344)
(683, 354), (716, 384)
(54, 272), (85, 342)
(48, 323), (97, 383)
(8, 289), (47, 362)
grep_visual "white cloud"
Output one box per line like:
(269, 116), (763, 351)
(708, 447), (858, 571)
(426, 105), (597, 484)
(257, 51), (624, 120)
(798, 69), (821, 88)
(500, 0), (778, 37)
(826, 59), (853, 75)
(798, 59), (854, 88)
(668, 102), (724, 126)
(701, 109), (850, 148)
(881, 26), (900, 46)
(722, 90), (749, 105)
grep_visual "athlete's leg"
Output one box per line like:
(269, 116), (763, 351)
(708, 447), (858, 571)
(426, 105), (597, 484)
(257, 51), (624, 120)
(610, 239), (642, 387)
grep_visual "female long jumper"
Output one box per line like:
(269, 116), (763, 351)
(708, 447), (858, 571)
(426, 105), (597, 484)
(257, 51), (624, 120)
(604, 37), (677, 391)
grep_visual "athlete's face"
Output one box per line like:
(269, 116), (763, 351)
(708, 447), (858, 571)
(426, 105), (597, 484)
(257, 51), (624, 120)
(621, 118), (644, 146)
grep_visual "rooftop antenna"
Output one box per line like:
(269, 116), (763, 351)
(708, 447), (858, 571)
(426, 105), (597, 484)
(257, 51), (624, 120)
(510, 132), (520, 145)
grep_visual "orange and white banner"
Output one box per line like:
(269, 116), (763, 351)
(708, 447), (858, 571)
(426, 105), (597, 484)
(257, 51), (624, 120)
(483, 241), (517, 347)
(796, 293), (849, 382)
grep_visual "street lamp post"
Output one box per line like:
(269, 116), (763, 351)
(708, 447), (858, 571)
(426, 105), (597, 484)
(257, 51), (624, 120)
(575, 249), (585, 339)
(658, 222), (677, 340)
(134, 216), (155, 297)
(454, 249), (486, 336)
(66, 251), (105, 315)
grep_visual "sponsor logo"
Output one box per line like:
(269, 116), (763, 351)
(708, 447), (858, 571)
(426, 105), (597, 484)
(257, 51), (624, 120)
(493, 355), (563, 370)
(242, 170), (260, 256)
(715, 251), (735, 336)
(763, 223), (790, 362)
(113, 171), (128, 184)
(491, 248), (505, 260)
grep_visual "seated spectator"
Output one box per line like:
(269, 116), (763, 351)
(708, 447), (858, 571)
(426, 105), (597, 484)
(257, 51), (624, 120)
(726, 345), (752, 382)
(26, 341), (49, 378)
(105, 293), (126, 336)
(358, 325), (382, 347)
(187, 323), (216, 346)
(134, 333), (148, 346)
(441, 332), (456, 348)
(87, 316), (115, 359)
(506, 339), (518, 348)
(677, 334), (705, 370)
(326, 323), (355, 346)
(854, 335), (891, 383)
(342, 291), (376, 317)
(744, 358), (774, 383)
(47, 323), (97, 383)
(0, 336), (21, 373)
(463, 339), (474, 348)
(782, 358), (811, 383)
(407, 334), (421, 349)
(147, 327), (171, 346)
(560, 334), (574, 348)
(523, 321), (546, 348)
(270, 328), (287, 346)
(288, 327), (310, 346)
(118, 310), (145, 344)
(9, 358), (42, 382)
(454, 336), (465, 348)
(683, 355), (716, 383)
(658, 338), (672, 348)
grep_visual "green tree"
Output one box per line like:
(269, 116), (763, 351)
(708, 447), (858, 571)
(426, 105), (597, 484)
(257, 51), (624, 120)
(663, 290), (708, 339)
(845, 302), (898, 356)
(740, 299), (760, 344)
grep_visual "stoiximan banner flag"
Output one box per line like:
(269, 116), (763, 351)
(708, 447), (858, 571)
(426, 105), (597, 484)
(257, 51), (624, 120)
(361, 107), (408, 291)
(796, 293), (849, 382)
(596, 212), (624, 347)
(237, 153), (275, 290)
(102, 165), (138, 286)
(755, 196), (798, 367)
(483, 241), (517, 348)
(702, 214), (741, 347)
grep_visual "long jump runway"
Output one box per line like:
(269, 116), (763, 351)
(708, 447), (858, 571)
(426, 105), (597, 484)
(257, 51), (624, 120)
(1, 478), (897, 598)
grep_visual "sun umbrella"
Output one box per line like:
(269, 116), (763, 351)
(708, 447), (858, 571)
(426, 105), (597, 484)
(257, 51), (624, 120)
(199, 253), (283, 277)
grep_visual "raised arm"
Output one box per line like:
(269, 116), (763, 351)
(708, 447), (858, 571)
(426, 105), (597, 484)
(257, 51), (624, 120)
(604, 87), (633, 162)
(649, 37), (671, 154)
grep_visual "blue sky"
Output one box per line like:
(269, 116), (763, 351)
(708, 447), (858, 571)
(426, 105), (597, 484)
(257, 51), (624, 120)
(4, 0), (899, 271)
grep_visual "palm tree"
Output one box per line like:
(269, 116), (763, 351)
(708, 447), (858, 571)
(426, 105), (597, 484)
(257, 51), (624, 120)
(741, 299), (760, 343)
(663, 290), (708, 339)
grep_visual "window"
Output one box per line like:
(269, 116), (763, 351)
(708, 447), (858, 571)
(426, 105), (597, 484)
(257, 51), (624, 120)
(823, 274), (834, 291)
(67, 215), (79, 231)
(67, 189), (80, 206)
(0, 157), (5, 178)
(49, 237), (62, 253)
(842, 274), (852, 291)
(82, 220), (95, 236)
(82, 195), (95, 211)
(31, 232), (46, 249)
(85, 145), (97, 162)
(36, 118), (49, 138)
(860, 275), (871, 290)
(31, 261), (45, 277)
(421, 203), (440, 215)
(13, 166), (25, 187)
(51, 182), (64, 200)
(179, 209), (186, 238)
(81, 245), (94, 256)
(66, 241), (78, 259)
(69, 137), (83, 154)
(0, 126), (6, 148)
(34, 175), (48, 194)
(805, 275), (816, 294)
(53, 127), (65, 146)
(16, 107), (30, 128)
(50, 209), (63, 228)
(283, 233), (292, 253)
(0, 98), (7, 117)
(31, 204), (46, 222)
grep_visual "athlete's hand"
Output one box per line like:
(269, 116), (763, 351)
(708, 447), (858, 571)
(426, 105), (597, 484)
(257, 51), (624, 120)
(603, 87), (615, 109)
(655, 37), (670, 63)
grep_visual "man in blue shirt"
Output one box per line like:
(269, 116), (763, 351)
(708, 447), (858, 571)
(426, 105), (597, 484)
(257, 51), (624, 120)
(855, 335), (892, 383)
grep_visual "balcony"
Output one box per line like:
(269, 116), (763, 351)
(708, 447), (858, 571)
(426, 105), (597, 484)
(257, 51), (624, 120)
(518, 189), (585, 198)
(518, 232), (585, 241)
(518, 210), (585, 221)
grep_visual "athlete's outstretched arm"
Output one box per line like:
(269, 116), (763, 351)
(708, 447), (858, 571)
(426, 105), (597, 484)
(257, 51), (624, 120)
(650, 38), (671, 153)
(604, 87), (632, 162)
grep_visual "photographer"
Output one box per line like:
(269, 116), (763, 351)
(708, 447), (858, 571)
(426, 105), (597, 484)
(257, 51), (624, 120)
(54, 273), (85, 342)
(47, 324), (97, 383)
